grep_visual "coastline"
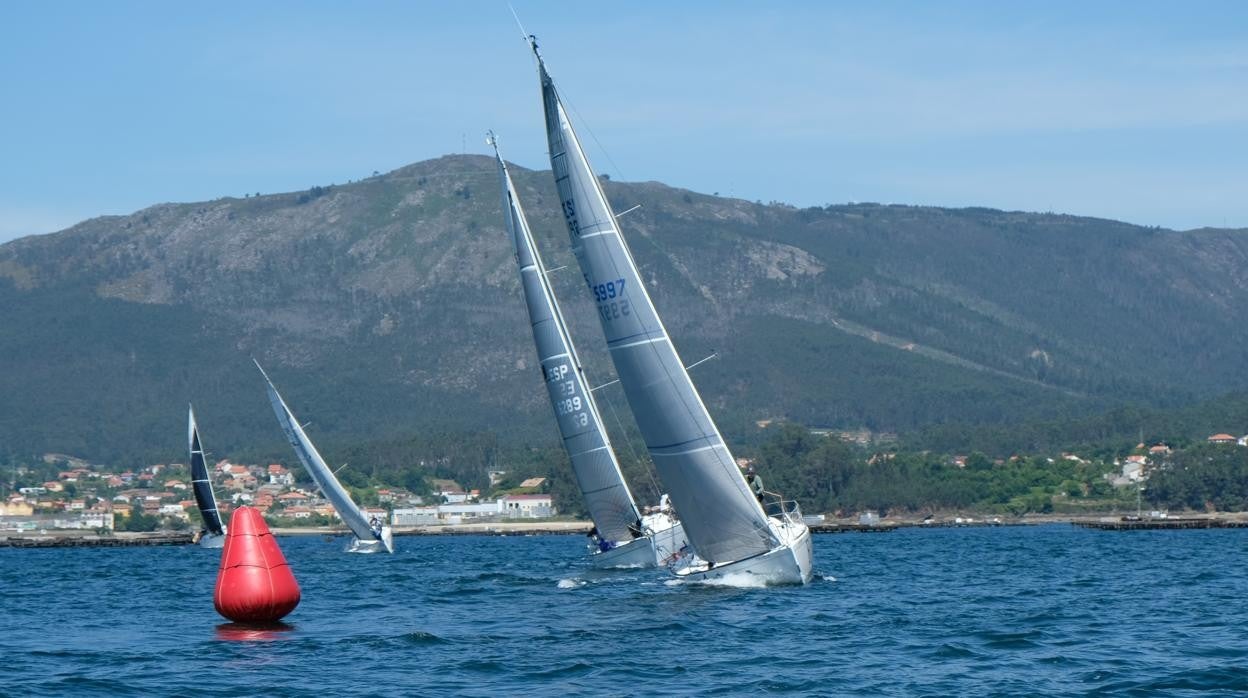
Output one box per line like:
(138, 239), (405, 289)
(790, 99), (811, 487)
(6, 512), (1248, 547)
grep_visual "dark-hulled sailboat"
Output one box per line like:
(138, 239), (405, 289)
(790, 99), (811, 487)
(188, 405), (226, 548)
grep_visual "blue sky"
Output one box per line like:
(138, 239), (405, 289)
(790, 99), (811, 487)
(1, 1), (1245, 242)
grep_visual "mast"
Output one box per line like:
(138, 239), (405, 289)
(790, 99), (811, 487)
(188, 405), (225, 535)
(530, 40), (777, 565)
(254, 361), (377, 542)
(491, 133), (642, 543)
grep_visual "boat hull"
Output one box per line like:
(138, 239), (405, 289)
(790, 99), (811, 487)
(346, 526), (394, 554)
(673, 519), (813, 586)
(590, 535), (656, 568)
(590, 514), (689, 568)
(197, 532), (225, 549)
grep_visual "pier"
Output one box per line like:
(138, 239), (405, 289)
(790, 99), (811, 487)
(809, 523), (897, 534)
(0, 533), (195, 548)
(1072, 517), (1248, 531)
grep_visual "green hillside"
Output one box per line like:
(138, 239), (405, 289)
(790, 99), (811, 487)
(1, 155), (1246, 467)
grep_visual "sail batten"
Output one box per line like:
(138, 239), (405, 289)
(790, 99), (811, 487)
(534, 48), (776, 564)
(187, 406), (224, 536)
(493, 139), (642, 543)
(255, 363), (378, 543)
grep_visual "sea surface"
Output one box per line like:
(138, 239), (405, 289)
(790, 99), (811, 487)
(2, 525), (1247, 696)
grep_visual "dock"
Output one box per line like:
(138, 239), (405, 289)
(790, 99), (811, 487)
(809, 523), (897, 534)
(1072, 517), (1248, 531)
(0, 533), (195, 548)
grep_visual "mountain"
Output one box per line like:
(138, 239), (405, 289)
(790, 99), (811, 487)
(2, 154), (1246, 464)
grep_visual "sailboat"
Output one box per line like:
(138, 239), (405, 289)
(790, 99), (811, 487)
(527, 38), (813, 584)
(188, 405), (226, 548)
(490, 133), (688, 568)
(254, 360), (394, 554)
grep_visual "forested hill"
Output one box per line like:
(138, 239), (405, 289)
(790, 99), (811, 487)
(2, 154), (1246, 464)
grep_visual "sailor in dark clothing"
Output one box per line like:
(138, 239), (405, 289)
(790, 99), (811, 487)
(746, 466), (765, 503)
(628, 519), (644, 539)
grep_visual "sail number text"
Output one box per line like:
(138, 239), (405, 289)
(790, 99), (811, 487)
(590, 278), (631, 323)
(544, 362), (589, 426)
(562, 199), (580, 237)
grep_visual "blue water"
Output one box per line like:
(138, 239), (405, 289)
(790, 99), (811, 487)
(2, 525), (1247, 696)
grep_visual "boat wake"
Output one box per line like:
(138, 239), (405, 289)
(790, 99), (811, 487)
(664, 572), (771, 589)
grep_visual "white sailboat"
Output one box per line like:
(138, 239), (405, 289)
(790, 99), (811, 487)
(188, 405), (226, 548)
(528, 38), (813, 584)
(254, 360), (394, 554)
(490, 133), (688, 568)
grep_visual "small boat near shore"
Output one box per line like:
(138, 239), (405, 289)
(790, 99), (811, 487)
(188, 405), (226, 548)
(255, 361), (394, 554)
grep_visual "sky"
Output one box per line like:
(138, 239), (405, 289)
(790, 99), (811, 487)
(1, 1), (1245, 243)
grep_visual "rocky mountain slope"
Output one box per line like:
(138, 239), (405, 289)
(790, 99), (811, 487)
(2, 154), (1246, 462)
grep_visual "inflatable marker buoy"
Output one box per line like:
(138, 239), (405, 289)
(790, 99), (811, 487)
(213, 506), (300, 623)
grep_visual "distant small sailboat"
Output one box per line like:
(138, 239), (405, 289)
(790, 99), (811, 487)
(528, 38), (813, 584)
(254, 361), (394, 554)
(188, 405), (226, 548)
(490, 133), (688, 568)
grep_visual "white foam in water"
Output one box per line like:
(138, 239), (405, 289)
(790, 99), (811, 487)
(695, 572), (771, 588)
(556, 578), (586, 589)
(663, 573), (770, 589)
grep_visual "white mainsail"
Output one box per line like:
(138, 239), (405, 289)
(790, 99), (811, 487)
(255, 360), (392, 553)
(491, 135), (644, 544)
(528, 40), (801, 569)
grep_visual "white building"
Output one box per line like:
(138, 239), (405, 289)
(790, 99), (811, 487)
(500, 494), (554, 519)
(159, 504), (189, 518)
(392, 507), (440, 526)
(392, 495), (555, 526)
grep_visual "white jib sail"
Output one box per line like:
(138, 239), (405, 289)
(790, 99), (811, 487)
(492, 135), (643, 544)
(531, 44), (778, 565)
(255, 361), (378, 543)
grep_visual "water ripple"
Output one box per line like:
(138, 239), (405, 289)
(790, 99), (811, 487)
(2, 526), (1247, 694)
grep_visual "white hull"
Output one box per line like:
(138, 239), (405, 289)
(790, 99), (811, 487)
(672, 517), (813, 586)
(197, 532), (225, 549)
(590, 511), (690, 569)
(590, 535), (656, 568)
(346, 526), (394, 554)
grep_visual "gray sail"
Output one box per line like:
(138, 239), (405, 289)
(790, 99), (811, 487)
(531, 43), (777, 565)
(187, 405), (224, 535)
(255, 361), (377, 543)
(491, 136), (642, 544)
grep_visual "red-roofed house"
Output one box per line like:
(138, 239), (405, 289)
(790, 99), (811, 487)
(278, 492), (311, 507)
(1208, 433), (1237, 445)
(267, 464), (294, 486)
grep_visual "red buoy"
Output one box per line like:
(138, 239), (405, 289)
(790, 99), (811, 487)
(213, 506), (301, 623)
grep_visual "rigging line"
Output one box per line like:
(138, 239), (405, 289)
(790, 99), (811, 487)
(554, 80), (629, 184)
(601, 390), (663, 503)
(590, 378), (619, 392)
(686, 352), (719, 371)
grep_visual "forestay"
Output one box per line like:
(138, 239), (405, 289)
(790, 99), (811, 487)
(492, 136), (642, 544)
(532, 43), (777, 565)
(187, 405), (224, 536)
(256, 362), (377, 542)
